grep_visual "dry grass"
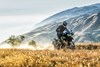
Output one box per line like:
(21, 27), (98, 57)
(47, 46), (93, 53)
(0, 43), (100, 67)
(75, 43), (100, 50)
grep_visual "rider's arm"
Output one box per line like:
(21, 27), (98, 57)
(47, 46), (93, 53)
(63, 28), (71, 34)
(66, 28), (70, 33)
(56, 25), (61, 32)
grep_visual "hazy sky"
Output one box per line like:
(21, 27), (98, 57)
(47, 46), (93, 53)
(0, 0), (100, 16)
(0, 0), (100, 42)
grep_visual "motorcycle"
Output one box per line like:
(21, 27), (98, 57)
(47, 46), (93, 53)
(52, 30), (75, 50)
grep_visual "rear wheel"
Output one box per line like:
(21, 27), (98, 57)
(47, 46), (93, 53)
(52, 39), (62, 50)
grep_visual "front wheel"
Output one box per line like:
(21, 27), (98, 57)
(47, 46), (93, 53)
(68, 41), (75, 49)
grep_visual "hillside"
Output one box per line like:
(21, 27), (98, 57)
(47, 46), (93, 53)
(23, 3), (100, 44)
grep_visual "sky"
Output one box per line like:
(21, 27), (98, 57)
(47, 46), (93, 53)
(0, 0), (100, 42)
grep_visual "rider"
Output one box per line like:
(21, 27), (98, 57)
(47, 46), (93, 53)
(56, 21), (68, 46)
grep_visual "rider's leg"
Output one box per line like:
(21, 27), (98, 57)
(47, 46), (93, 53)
(57, 34), (64, 48)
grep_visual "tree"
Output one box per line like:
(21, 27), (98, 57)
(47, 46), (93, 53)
(28, 40), (37, 47)
(5, 35), (22, 46)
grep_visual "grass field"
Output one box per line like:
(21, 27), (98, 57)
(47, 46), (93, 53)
(0, 43), (100, 67)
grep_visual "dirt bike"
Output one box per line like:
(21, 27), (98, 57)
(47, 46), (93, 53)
(52, 32), (75, 50)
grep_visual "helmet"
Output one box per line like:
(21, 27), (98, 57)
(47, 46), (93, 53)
(63, 21), (67, 26)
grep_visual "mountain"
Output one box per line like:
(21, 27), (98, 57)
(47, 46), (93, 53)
(24, 3), (100, 44)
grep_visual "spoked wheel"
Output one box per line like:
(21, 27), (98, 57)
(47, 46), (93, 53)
(68, 41), (75, 49)
(52, 39), (62, 50)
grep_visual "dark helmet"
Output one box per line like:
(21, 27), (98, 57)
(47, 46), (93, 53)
(63, 21), (68, 26)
